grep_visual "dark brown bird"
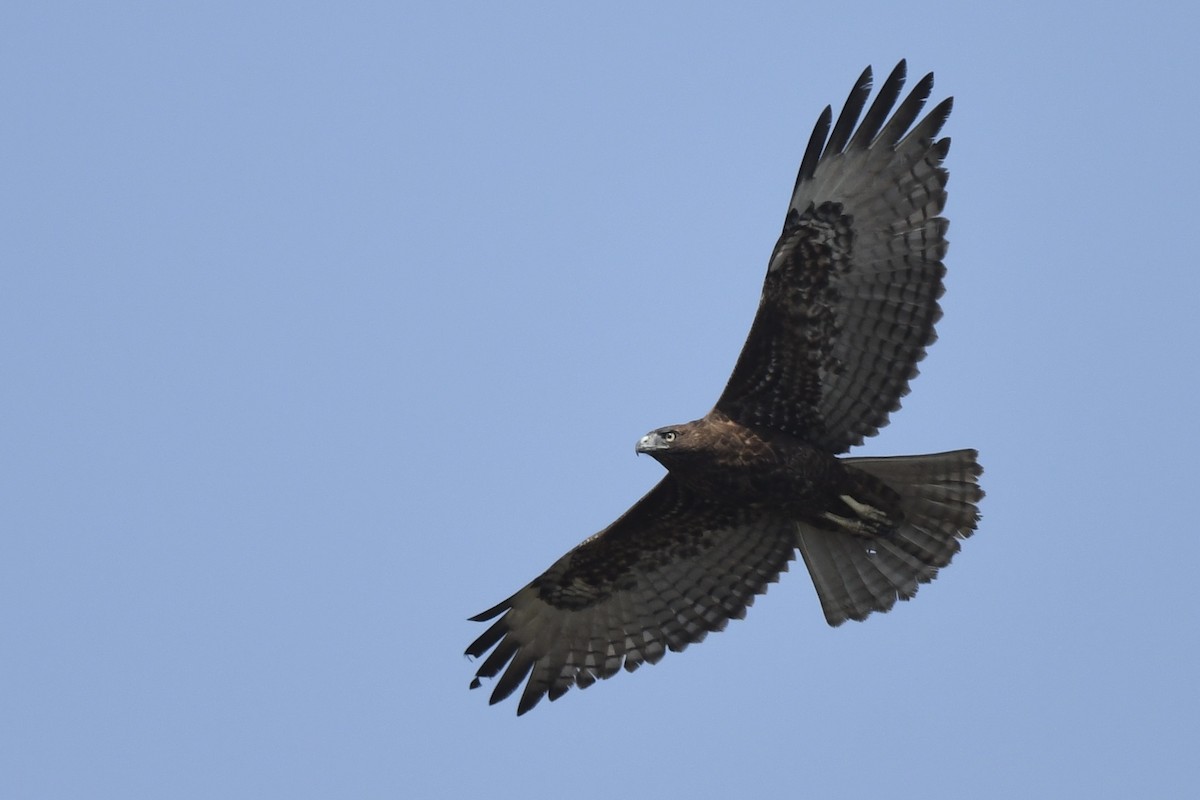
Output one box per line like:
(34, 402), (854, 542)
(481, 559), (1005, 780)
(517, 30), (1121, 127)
(467, 61), (983, 715)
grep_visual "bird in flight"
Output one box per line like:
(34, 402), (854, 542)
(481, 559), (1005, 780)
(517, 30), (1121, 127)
(466, 61), (983, 715)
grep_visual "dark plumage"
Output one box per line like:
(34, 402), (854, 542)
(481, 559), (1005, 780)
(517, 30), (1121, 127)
(467, 61), (983, 715)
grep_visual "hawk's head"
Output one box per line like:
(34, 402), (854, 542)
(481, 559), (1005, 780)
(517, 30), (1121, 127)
(637, 415), (774, 482)
(635, 427), (679, 454)
(635, 420), (712, 470)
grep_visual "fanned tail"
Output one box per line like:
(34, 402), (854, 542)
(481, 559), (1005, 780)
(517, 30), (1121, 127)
(797, 449), (983, 626)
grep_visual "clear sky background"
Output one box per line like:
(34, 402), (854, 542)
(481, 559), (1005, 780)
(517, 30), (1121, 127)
(4, 2), (1198, 798)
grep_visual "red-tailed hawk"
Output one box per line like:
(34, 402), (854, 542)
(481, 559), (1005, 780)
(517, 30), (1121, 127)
(467, 61), (983, 715)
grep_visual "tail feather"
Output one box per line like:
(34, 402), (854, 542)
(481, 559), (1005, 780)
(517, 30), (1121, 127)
(796, 449), (983, 626)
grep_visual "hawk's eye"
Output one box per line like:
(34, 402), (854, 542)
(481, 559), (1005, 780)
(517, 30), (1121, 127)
(662, 431), (677, 442)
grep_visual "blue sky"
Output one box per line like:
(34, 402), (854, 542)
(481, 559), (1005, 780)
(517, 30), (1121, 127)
(4, 2), (1198, 797)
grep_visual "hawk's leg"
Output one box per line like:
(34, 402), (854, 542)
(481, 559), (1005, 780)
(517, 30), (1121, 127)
(820, 493), (897, 538)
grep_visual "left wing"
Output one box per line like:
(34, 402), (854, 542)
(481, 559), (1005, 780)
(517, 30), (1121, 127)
(466, 477), (795, 714)
(716, 61), (953, 453)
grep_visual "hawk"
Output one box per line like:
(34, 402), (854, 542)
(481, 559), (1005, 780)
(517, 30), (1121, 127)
(466, 61), (983, 715)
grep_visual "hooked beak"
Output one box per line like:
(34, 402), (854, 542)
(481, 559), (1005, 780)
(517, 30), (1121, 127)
(636, 431), (669, 455)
